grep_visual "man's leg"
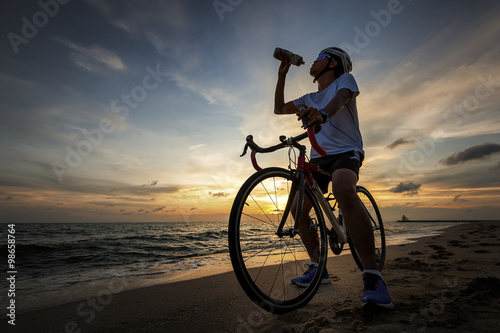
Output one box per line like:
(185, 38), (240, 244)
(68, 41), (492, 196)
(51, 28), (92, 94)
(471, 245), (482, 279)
(290, 193), (330, 287)
(331, 169), (376, 269)
(332, 168), (393, 308)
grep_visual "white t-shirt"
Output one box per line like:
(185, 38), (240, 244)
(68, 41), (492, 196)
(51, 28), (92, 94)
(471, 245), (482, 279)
(293, 73), (364, 159)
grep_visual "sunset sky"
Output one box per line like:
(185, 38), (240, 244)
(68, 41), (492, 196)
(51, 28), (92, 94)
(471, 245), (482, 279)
(1, 0), (499, 223)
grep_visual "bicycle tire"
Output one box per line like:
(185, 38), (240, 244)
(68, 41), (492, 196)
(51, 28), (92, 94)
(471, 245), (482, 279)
(347, 186), (386, 272)
(228, 167), (328, 314)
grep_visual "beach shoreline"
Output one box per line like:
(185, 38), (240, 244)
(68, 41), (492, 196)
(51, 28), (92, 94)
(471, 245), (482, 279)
(7, 220), (455, 315)
(3, 221), (500, 332)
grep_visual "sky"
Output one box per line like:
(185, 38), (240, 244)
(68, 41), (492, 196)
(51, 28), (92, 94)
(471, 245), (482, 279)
(1, 0), (499, 223)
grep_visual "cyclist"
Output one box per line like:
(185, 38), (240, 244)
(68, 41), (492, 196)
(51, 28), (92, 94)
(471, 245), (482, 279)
(274, 46), (393, 309)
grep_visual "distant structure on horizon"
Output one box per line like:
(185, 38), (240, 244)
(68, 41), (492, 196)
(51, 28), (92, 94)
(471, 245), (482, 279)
(397, 215), (498, 223)
(400, 215), (409, 222)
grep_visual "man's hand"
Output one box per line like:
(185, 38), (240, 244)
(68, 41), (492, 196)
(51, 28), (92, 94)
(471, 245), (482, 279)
(278, 60), (291, 77)
(296, 107), (324, 127)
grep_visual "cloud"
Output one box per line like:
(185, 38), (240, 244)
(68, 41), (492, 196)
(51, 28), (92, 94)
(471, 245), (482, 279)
(142, 180), (158, 186)
(152, 206), (165, 212)
(189, 144), (206, 150)
(453, 195), (468, 202)
(389, 182), (421, 196)
(439, 143), (500, 166)
(168, 72), (238, 107)
(356, 13), (500, 146)
(69, 53), (101, 73)
(490, 161), (500, 171)
(56, 37), (126, 72)
(209, 191), (230, 197)
(85, 0), (189, 35)
(145, 32), (170, 57)
(89, 202), (115, 207)
(385, 138), (415, 150)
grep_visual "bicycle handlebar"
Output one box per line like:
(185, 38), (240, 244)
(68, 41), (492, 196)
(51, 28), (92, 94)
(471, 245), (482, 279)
(239, 132), (306, 158)
(240, 119), (327, 169)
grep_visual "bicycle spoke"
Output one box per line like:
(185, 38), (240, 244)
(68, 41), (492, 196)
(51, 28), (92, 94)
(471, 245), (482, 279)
(229, 168), (328, 313)
(241, 211), (275, 226)
(252, 239), (278, 282)
(283, 233), (306, 260)
(248, 193), (276, 226)
(260, 177), (283, 215)
(243, 236), (280, 264)
(269, 241), (287, 299)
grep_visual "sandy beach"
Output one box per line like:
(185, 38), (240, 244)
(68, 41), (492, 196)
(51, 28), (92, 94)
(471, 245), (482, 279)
(4, 221), (499, 333)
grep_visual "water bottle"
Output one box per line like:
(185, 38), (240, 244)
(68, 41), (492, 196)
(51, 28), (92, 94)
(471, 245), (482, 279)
(273, 47), (306, 66)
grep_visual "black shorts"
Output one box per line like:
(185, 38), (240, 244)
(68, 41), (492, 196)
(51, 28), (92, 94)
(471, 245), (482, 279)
(310, 151), (364, 193)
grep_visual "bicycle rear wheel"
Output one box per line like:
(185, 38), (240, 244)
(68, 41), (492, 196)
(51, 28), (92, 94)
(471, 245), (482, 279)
(348, 186), (386, 271)
(228, 167), (328, 314)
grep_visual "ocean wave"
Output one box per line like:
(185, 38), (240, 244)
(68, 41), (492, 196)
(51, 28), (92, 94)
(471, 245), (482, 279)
(0, 222), (244, 309)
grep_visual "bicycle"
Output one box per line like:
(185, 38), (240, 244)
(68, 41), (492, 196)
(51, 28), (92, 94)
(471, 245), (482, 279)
(228, 119), (386, 314)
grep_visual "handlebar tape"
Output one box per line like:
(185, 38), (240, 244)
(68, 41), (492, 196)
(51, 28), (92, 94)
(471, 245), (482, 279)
(302, 117), (327, 157)
(307, 126), (327, 157)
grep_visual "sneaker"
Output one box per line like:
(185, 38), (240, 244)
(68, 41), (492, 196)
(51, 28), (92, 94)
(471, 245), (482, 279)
(291, 264), (330, 287)
(362, 272), (394, 309)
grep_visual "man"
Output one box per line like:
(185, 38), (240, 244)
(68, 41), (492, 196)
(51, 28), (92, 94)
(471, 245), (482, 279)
(274, 46), (393, 309)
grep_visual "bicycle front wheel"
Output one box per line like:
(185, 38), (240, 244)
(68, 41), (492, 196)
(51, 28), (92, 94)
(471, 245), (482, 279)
(348, 186), (386, 272)
(228, 167), (328, 314)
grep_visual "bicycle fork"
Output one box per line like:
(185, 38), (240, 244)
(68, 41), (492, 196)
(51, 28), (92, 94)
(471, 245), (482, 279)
(275, 171), (304, 238)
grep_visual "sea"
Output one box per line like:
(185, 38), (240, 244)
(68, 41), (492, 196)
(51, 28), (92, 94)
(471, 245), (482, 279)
(0, 221), (459, 312)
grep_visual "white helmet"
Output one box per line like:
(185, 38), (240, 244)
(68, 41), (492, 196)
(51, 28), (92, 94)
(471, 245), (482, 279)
(320, 47), (352, 73)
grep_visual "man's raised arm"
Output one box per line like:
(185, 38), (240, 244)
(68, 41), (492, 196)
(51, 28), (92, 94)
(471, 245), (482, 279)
(274, 61), (300, 115)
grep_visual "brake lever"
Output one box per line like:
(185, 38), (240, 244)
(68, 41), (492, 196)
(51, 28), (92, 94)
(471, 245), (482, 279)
(240, 143), (249, 157)
(301, 118), (322, 134)
(301, 117), (308, 129)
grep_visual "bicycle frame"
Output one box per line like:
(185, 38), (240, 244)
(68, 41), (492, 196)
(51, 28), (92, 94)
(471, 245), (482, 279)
(245, 131), (348, 245)
(310, 180), (348, 244)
